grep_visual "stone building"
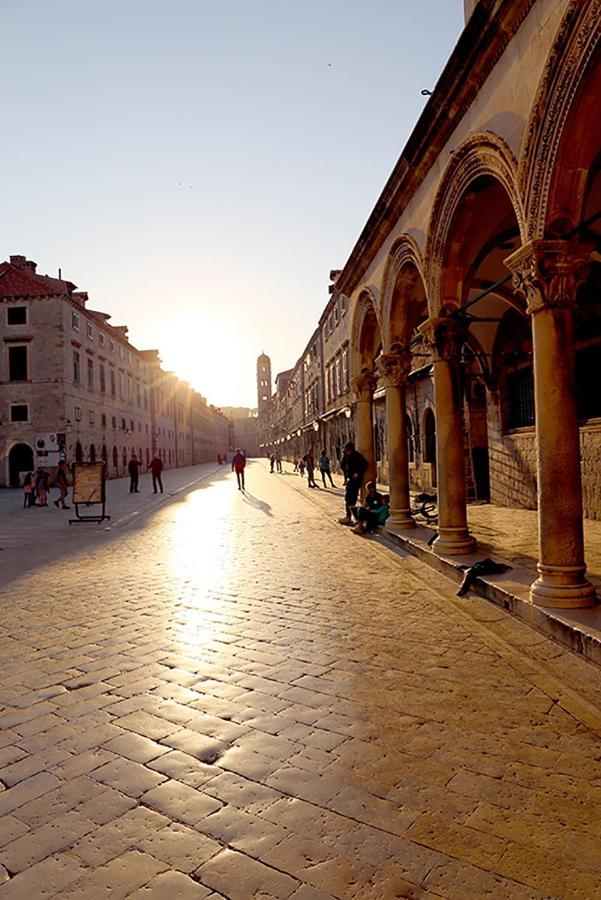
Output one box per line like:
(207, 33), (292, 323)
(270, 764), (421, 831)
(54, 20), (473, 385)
(220, 407), (259, 457)
(262, 0), (601, 611)
(0, 255), (228, 486)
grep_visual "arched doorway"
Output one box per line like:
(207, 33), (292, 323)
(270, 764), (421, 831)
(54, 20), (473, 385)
(89, 444), (96, 463)
(350, 292), (383, 485)
(75, 441), (83, 463)
(9, 443), (34, 487)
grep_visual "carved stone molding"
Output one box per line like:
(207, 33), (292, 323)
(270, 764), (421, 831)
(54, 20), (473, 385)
(504, 240), (592, 315)
(425, 133), (525, 313)
(418, 315), (467, 362)
(351, 368), (377, 402)
(520, 0), (601, 239)
(376, 351), (412, 389)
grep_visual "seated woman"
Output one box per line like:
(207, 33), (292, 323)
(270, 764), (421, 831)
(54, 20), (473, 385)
(352, 482), (389, 535)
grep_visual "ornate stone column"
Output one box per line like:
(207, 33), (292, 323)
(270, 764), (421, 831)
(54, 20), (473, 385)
(352, 369), (377, 484)
(419, 315), (476, 555)
(377, 351), (415, 530)
(505, 240), (596, 608)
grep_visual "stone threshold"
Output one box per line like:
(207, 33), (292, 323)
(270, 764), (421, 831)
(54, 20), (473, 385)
(384, 523), (601, 668)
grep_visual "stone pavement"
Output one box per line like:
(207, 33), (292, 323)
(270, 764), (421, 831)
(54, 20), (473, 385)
(2, 461), (601, 897)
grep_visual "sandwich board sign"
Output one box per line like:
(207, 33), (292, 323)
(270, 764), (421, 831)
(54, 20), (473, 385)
(69, 462), (110, 523)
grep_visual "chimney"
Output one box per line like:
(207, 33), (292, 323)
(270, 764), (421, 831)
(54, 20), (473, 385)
(10, 255), (37, 274)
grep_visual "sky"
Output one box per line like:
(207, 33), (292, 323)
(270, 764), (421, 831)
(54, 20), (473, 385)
(2, 1), (464, 408)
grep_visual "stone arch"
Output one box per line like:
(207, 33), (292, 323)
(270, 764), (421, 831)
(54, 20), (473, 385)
(8, 442), (34, 488)
(349, 287), (383, 380)
(380, 235), (428, 349)
(520, 0), (601, 239)
(425, 132), (525, 313)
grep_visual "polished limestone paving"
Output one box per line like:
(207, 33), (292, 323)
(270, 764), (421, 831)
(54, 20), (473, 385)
(1, 461), (601, 897)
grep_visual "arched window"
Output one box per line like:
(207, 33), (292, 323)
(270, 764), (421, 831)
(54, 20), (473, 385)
(89, 443), (96, 463)
(102, 444), (108, 463)
(75, 441), (83, 463)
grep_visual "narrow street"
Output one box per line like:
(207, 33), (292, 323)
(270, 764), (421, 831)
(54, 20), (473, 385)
(1, 461), (601, 898)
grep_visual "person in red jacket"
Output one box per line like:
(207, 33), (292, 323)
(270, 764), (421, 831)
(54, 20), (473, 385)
(232, 448), (246, 491)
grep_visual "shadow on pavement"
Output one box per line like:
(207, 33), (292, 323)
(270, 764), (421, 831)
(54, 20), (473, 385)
(241, 491), (272, 517)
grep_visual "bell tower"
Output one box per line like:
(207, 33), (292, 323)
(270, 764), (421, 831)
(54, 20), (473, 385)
(256, 352), (272, 416)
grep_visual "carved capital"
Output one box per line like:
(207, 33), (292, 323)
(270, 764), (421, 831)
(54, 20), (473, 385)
(418, 315), (466, 362)
(504, 240), (592, 316)
(376, 351), (411, 388)
(351, 368), (377, 402)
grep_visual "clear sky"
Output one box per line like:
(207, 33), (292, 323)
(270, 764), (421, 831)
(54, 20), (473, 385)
(3, 1), (463, 408)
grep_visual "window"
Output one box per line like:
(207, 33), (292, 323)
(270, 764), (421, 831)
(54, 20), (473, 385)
(335, 354), (341, 395)
(340, 294), (348, 315)
(119, 345), (124, 360)
(10, 404), (28, 422)
(507, 368), (535, 428)
(112, 416), (117, 429)
(110, 368), (116, 397)
(99, 332), (105, 347)
(9, 345), (28, 381)
(72, 312), (80, 330)
(109, 339), (114, 353)
(7, 307), (26, 325)
(99, 363), (106, 394)
(86, 322), (93, 339)
(73, 350), (81, 383)
(89, 410), (95, 424)
(130, 419), (134, 432)
(74, 406), (82, 422)
(342, 345), (349, 392)
(101, 413), (107, 428)
(87, 358), (94, 389)
(138, 422), (141, 432)
(121, 418), (126, 430)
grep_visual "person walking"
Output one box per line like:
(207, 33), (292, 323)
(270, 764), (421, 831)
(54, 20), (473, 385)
(339, 441), (367, 525)
(275, 451), (282, 473)
(232, 448), (246, 490)
(319, 449), (335, 488)
(298, 457), (305, 478)
(35, 468), (48, 506)
(304, 449), (317, 488)
(149, 455), (164, 494)
(54, 461), (70, 510)
(128, 453), (141, 493)
(270, 453), (275, 473)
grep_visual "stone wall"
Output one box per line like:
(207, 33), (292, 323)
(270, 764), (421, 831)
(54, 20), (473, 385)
(580, 423), (601, 520)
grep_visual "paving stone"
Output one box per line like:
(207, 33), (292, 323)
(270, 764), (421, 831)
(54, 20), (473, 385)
(60, 849), (168, 899)
(91, 757), (167, 798)
(0, 852), (86, 898)
(0, 810), (96, 873)
(146, 750), (221, 788)
(141, 779), (222, 826)
(136, 821), (221, 872)
(196, 848), (299, 899)
(129, 870), (213, 898)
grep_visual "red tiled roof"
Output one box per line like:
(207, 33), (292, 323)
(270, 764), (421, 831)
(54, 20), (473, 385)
(0, 261), (76, 298)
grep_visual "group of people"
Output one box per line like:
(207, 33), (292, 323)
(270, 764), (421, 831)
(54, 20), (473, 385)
(22, 460), (71, 510)
(128, 454), (164, 494)
(292, 449), (334, 489)
(269, 452), (282, 474)
(338, 441), (390, 536)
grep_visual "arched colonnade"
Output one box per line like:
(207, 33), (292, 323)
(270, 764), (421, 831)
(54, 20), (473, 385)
(348, 0), (601, 610)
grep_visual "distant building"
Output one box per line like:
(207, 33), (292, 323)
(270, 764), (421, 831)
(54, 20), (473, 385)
(221, 407), (259, 457)
(0, 255), (228, 486)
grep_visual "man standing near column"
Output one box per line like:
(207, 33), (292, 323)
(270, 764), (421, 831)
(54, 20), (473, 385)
(339, 442), (367, 525)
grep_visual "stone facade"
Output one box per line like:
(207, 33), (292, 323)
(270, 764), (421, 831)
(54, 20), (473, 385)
(0, 255), (228, 486)
(259, 0), (601, 608)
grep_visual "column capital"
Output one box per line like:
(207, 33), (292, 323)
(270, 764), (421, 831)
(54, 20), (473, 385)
(504, 239), (592, 316)
(376, 351), (411, 388)
(351, 368), (377, 402)
(418, 314), (467, 362)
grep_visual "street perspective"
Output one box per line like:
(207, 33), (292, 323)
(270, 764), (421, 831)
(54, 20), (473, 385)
(2, 0), (601, 898)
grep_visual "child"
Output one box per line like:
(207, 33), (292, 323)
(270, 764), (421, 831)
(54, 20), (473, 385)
(23, 472), (34, 508)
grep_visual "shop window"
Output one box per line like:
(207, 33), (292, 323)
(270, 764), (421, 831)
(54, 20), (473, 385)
(506, 368), (535, 428)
